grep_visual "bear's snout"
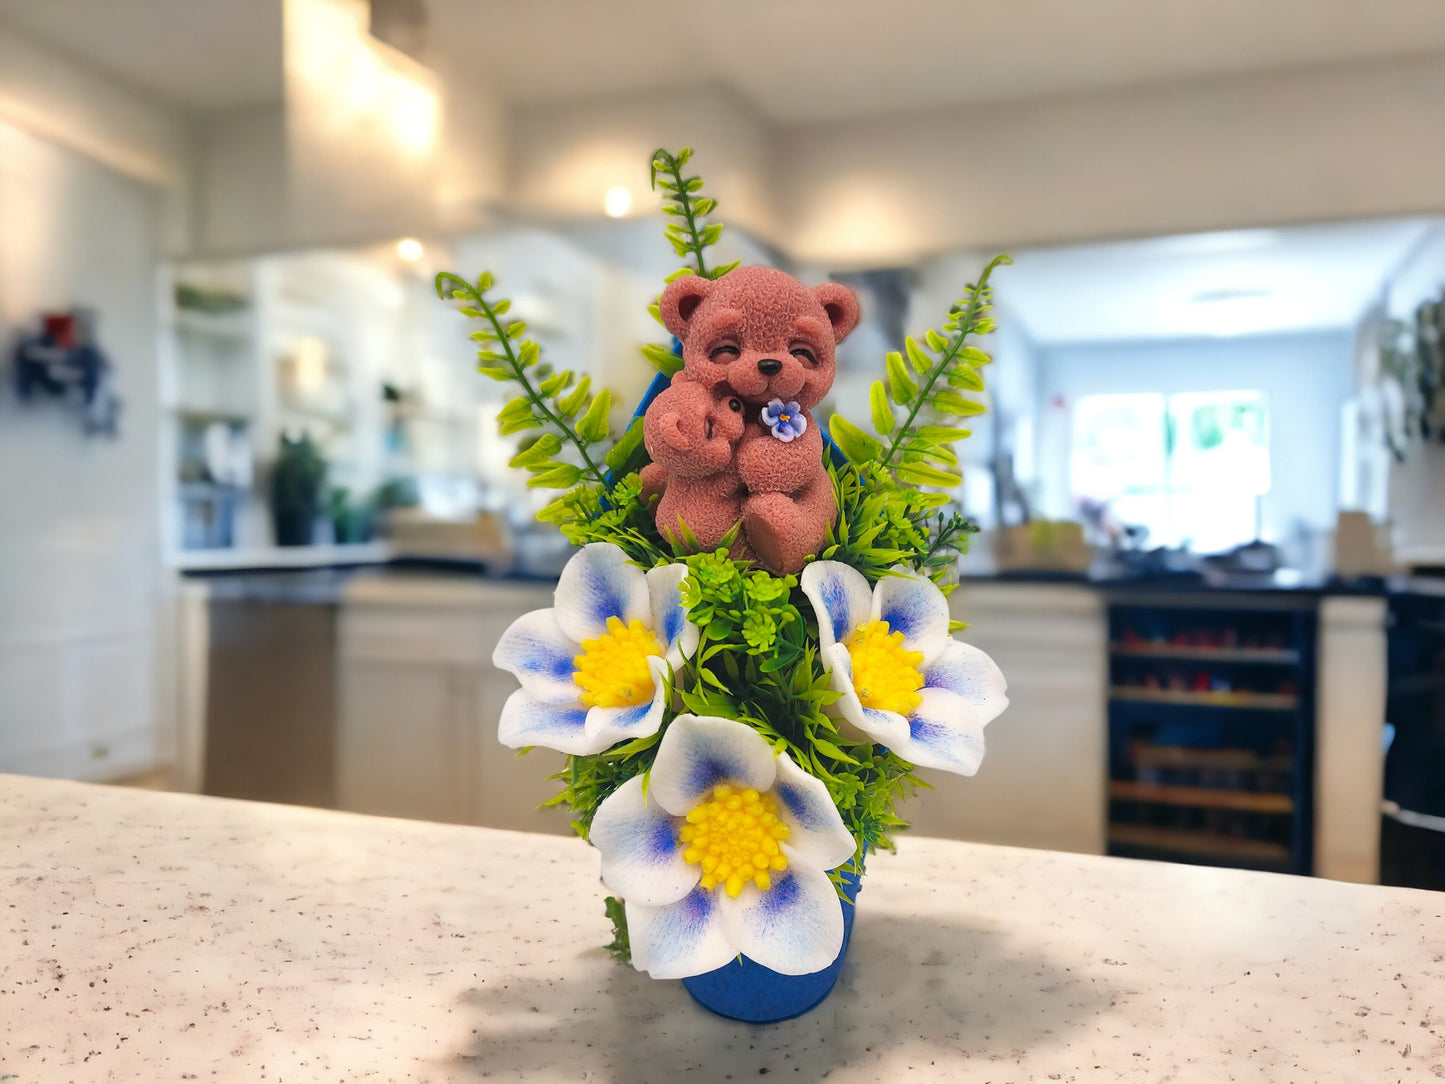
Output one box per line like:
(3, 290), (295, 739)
(727, 354), (806, 404)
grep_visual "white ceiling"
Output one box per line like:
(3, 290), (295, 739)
(0, 0), (281, 111)
(996, 219), (1440, 344)
(4, 0), (1445, 122)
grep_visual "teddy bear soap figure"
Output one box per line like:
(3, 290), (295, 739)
(640, 266), (860, 575)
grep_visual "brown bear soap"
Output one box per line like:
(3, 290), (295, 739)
(642, 266), (861, 575)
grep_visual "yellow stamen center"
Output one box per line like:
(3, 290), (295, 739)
(847, 619), (925, 715)
(572, 616), (663, 708)
(780, 414), (791, 423)
(679, 783), (790, 897)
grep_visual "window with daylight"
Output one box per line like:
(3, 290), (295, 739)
(1070, 391), (1270, 552)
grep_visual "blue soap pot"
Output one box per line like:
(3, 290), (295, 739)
(682, 860), (864, 1023)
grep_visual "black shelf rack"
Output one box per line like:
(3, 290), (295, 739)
(1105, 593), (1317, 876)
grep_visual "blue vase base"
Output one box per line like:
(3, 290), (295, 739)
(679, 864), (862, 1024)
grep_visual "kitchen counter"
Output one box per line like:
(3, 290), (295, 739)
(169, 565), (1395, 878)
(4, 775), (1442, 1081)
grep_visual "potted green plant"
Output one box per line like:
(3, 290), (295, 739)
(327, 486), (374, 545)
(271, 433), (326, 546)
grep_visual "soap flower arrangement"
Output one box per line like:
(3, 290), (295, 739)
(439, 148), (1009, 1010)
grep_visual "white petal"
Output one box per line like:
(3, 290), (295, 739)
(800, 561), (872, 655)
(590, 775), (698, 907)
(491, 608), (580, 703)
(828, 644), (910, 749)
(496, 689), (591, 755)
(627, 886), (736, 980)
(771, 753), (856, 871)
(897, 687), (987, 775)
(649, 714), (778, 817)
(718, 849), (844, 976)
(646, 563), (699, 670)
(924, 640), (1009, 727)
(554, 543), (650, 642)
(871, 567), (951, 664)
(582, 656), (669, 752)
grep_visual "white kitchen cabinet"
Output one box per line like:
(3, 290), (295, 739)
(906, 581), (1110, 855)
(338, 661), (471, 823)
(336, 575), (571, 834)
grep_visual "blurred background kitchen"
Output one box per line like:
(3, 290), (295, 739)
(3, 0), (1444, 891)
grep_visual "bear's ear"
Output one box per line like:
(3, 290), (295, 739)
(659, 274), (713, 339)
(813, 283), (861, 343)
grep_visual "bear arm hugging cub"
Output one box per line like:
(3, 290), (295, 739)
(640, 265), (861, 575)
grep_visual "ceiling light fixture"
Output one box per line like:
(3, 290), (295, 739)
(604, 186), (632, 218)
(1188, 286), (1274, 305)
(397, 237), (423, 262)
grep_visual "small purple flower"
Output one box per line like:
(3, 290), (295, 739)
(762, 399), (807, 442)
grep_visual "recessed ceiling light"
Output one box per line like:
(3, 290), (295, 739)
(604, 186), (632, 218)
(397, 237), (424, 262)
(1188, 286), (1273, 304)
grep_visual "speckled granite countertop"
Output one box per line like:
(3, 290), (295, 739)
(3, 775), (1442, 1082)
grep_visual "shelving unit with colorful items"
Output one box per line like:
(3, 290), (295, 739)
(1105, 594), (1317, 874)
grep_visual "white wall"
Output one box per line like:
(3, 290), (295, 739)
(0, 21), (192, 255)
(1033, 331), (1355, 541)
(0, 119), (166, 780)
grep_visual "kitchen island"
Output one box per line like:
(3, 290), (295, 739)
(3, 774), (1441, 1081)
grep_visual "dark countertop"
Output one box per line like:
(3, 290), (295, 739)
(187, 556), (1445, 606)
(189, 558), (561, 605)
(964, 565), (1445, 599)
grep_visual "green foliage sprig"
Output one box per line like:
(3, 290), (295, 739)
(540, 471), (669, 564)
(830, 254), (1012, 488)
(821, 460), (976, 601)
(638, 147), (741, 378)
(435, 271), (615, 492)
(602, 896), (631, 963)
(650, 146), (738, 282)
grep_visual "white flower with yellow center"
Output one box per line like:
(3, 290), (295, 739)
(492, 543), (697, 756)
(589, 714), (857, 979)
(800, 561), (1008, 774)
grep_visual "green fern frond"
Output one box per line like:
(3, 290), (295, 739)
(650, 146), (733, 280)
(829, 254), (1011, 485)
(642, 147), (740, 370)
(641, 146), (738, 371)
(435, 271), (613, 490)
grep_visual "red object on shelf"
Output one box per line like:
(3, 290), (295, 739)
(42, 313), (76, 349)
